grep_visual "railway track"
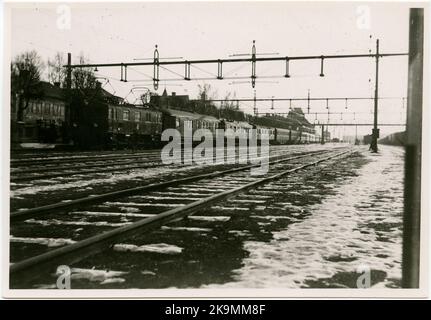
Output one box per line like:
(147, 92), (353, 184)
(11, 149), (162, 165)
(11, 145), (301, 169)
(10, 145), (314, 183)
(10, 147), (354, 288)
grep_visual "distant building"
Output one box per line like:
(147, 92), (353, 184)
(11, 81), (66, 143)
(150, 89), (190, 109)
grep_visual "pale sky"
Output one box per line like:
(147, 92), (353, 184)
(8, 1), (419, 137)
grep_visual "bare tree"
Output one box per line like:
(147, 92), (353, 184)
(221, 91), (238, 109)
(47, 52), (66, 86)
(197, 83), (217, 101)
(11, 50), (45, 121)
(71, 54), (99, 104)
(140, 90), (155, 105)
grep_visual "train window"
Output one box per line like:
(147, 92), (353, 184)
(146, 113), (151, 122)
(135, 111), (141, 122)
(123, 110), (130, 121)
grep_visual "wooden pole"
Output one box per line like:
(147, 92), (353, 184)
(370, 39), (380, 152)
(402, 8), (423, 288)
(66, 53), (72, 125)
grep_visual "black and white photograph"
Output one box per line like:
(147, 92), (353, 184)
(1, 0), (428, 298)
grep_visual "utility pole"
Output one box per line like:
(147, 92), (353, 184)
(402, 8), (423, 289)
(253, 90), (257, 116)
(355, 125), (358, 145)
(66, 53), (72, 125)
(321, 125), (325, 144)
(370, 39), (380, 152)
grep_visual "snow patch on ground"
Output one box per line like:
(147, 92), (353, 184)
(113, 243), (183, 254)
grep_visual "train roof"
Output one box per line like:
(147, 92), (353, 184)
(223, 120), (254, 129)
(109, 103), (161, 113)
(165, 108), (219, 122)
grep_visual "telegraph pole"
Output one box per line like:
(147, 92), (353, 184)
(402, 8), (423, 289)
(253, 90), (257, 116)
(66, 53), (72, 126)
(370, 39), (380, 152)
(321, 125), (325, 144)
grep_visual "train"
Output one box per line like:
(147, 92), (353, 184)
(378, 131), (406, 146)
(11, 81), (321, 149)
(103, 106), (320, 148)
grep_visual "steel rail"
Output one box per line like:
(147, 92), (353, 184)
(10, 148), (354, 282)
(10, 151), (162, 166)
(10, 148), (295, 182)
(10, 148), (339, 221)
(11, 146), (273, 166)
(11, 157), (162, 175)
(11, 146), (275, 174)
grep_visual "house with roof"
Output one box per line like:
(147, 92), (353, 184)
(11, 81), (66, 144)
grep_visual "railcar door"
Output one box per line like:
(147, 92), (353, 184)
(162, 114), (176, 131)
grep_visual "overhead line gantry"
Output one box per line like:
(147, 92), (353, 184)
(64, 40), (408, 152)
